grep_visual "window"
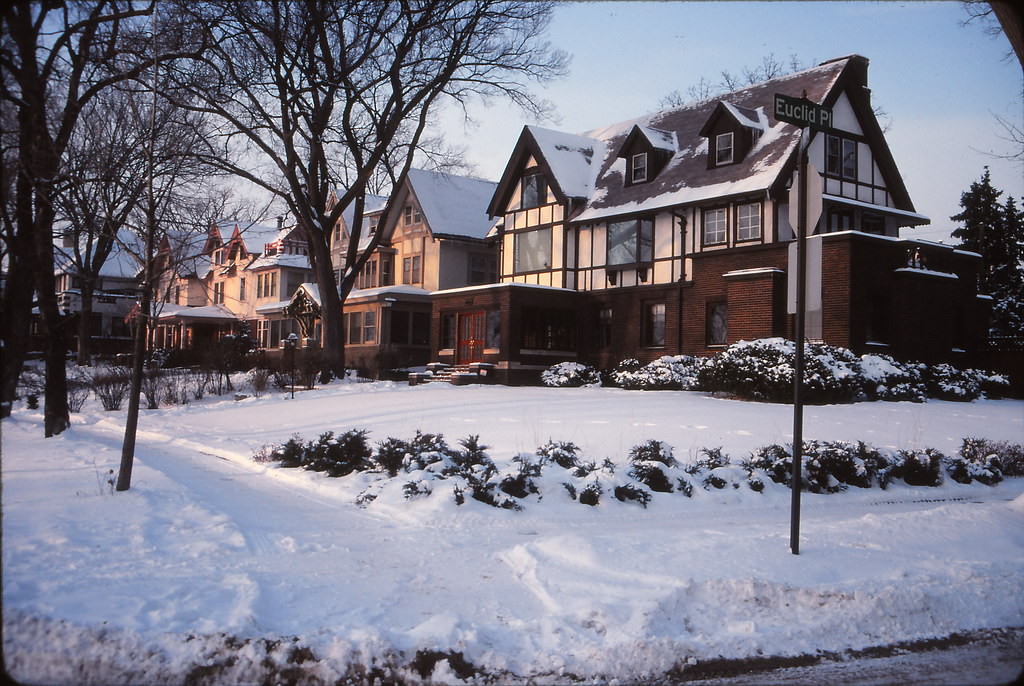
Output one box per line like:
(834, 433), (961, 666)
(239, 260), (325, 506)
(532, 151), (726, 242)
(174, 286), (181, 305)
(862, 215), (884, 235)
(736, 203), (762, 242)
(368, 215), (379, 235)
(520, 307), (575, 351)
(703, 208), (727, 245)
(363, 310), (376, 343)
(469, 254), (497, 285)
(486, 310), (501, 349)
(239, 278), (246, 301)
(441, 313), (456, 349)
(630, 153), (648, 183)
(212, 248), (225, 265)
(411, 312), (430, 345)
(380, 254), (394, 286)
(828, 210), (854, 234)
(402, 255), (422, 284)
(607, 218), (654, 266)
(707, 302), (728, 345)
(598, 307), (612, 347)
(404, 205), (422, 226)
(715, 132), (734, 165)
(826, 135), (857, 180)
(643, 302), (665, 347)
(357, 259), (377, 289)
(513, 228), (552, 273)
(521, 173), (546, 209)
(213, 282), (225, 304)
(346, 311), (363, 344)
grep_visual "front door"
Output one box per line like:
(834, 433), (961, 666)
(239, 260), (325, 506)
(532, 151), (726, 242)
(457, 311), (485, 364)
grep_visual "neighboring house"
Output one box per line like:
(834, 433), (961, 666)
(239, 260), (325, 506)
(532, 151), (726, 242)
(152, 219), (311, 353)
(431, 55), (989, 384)
(324, 169), (498, 375)
(53, 229), (141, 355)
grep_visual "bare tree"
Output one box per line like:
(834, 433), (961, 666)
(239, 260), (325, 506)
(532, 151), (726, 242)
(161, 0), (567, 376)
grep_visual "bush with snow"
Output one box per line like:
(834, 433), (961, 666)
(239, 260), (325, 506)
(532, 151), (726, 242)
(541, 361), (599, 387)
(859, 353), (927, 402)
(610, 355), (705, 390)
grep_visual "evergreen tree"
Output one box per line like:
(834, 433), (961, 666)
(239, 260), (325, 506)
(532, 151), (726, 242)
(950, 168), (1024, 335)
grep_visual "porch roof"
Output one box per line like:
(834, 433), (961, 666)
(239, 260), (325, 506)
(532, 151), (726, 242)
(156, 304), (239, 323)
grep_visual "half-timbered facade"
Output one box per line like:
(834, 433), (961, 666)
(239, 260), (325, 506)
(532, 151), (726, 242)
(431, 55), (989, 383)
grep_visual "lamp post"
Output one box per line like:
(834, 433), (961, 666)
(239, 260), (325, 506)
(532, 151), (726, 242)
(284, 332), (298, 399)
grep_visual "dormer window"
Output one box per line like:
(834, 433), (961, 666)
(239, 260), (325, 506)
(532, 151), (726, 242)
(715, 132), (734, 166)
(521, 173), (546, 209)
(630, 153), (648, 183)
(404, 205), (422, 226)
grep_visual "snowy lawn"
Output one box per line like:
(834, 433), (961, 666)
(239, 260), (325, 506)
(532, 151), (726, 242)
(3, 380), (1023, 684)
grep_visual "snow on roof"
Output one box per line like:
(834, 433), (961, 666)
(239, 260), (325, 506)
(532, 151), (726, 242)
(246, 252), (312, 271)
(721, 102), (765, 131)
(53, 229), (143, 280)
(156, 304), (238, 321)
(234, 221), (283, 253)
(635, 125), (678, 152)
(345, 284), (430, 301)
(407, 169), (497, 240)
(526, 126), (606, 201)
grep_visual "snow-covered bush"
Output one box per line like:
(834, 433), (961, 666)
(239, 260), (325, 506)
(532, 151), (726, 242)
(541, 361), (599, 387)
(966, 368), (1011, 399)
(611, 355), (704, 390)
(303, 430), (372, 477)
(958, 436), (1022, 478)
(627, 440), (677, 492)
(924, 363), (981, 401)
(498, 453), (542, 501)
(697, 338), (863, 404)
(600, 358), (642, 387)
(748, 441), (897, 492)
(859, 354), (927, 402)
(536, 440), (582, 469)
(892, 448), (945, 487)
(613, 484), (652, 507)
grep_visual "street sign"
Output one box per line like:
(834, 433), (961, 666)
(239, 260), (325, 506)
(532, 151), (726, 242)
(774, 93), (833, 131)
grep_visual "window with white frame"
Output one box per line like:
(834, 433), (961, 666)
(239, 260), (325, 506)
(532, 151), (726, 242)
(736, 202), (762, 241)
(630, 153), (648, 183)
(363, 310), (376, 343)
(715, 132), (734, 165)
(826, 135), (857, 180)
(702, 208), (727, 245)
(513, 228), (552, 272)
(606, 218), (654, 266)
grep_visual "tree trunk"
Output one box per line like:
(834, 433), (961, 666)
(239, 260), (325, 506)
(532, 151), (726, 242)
(309, 234), (346, 376)
(77, 280), (95, 366)
(34, 214), (71, 437)
(0, 240), (36, 418)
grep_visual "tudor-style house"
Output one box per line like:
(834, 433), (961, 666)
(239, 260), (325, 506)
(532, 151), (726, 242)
(152, 219), (311, 353)
(324, 168), (498, 375)
(430, 55), (989, 384)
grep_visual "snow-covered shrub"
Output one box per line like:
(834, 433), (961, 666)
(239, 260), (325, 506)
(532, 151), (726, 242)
(304, 430), (372, 477)
(446, 435), (506, 507)
(373, 437), (408, 477)
(541, 361), (600, 387)
(924, 363), (981, 401)
(601, 358), (642, 387)
(859, 354), (926, 402)
(892, 448), (945, 487)
(403, 480), (431, 500)
(965, 368), (1011, 399)
(943, 452), (1002, 486)
(959, 437), (1022, 478)
(90, 365), (132, 411)
(748, 441), (896, 492)
(629, 440), (675, 466)
(627, 440), (677, 492)
(499, 453), (542, 500)
(402, 431), (453, 472)
(271, 435), (307, 468)
(613, 484), (652, 507)
(697, 338), (863, 404)
(612, 355), (704, 390)
(578, 482), (602, 506)
(536, 440), (581, 469)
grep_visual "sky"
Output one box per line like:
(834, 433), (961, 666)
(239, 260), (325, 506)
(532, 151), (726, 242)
(439, 1), (1024, 244)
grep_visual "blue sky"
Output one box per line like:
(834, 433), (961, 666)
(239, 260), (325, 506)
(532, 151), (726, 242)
(442, 1), (1023, 243)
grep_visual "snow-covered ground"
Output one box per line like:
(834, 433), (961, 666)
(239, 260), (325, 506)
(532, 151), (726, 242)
(3, 379), (1023, 684)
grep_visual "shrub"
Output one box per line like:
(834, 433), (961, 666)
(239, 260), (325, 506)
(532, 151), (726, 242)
(499, 453), (542, 499)
(629, 440), (676, 467)
(612, 355), (704, 390)
(91, 365), (132, 411)
(447, 435), (501, 506)
(893, 448), (945, 487)
(403, 431), (453, 472)
(374, 437), (409, 477)
(304, 430), (372, 477)
(141, 368), (165, 409)
(601, 358), (642, 388)
(273, 435), (307, 468)
(859, 354), (927, 402)
(925, 363), (981, 401)
(697, 338), (862, 404)
(966, 369), (1011, 399)
(578, 482), (602, 506)
(249, 368), (271, 398)
(613, 483), (651, 507)
(686, 446), (729, 473)
(67, 368), (91, 413)
(536, 440), (581, 469)
(541, 362), (600, 388)
(748, 441), (899, 492)
(957, 436), (1021, 479)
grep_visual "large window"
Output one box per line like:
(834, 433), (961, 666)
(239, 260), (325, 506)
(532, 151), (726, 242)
(607, 218), (654, 266)
(736, 203), (762, 242)
(520, 307), (575, 351)
(707, 302), (728, 346)
(826, 135), (857, 180)
(346, 311), (363, 344)
(643, 302), (665, 347)
(703, 208), (727, 246)
(715, 132), (734, 165)
(521, 173), (546, 209)
(513, 228), (552, 273)
(469, 253), (497, 285)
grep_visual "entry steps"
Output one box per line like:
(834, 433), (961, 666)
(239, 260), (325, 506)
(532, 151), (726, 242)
(409, 362), (496, 386)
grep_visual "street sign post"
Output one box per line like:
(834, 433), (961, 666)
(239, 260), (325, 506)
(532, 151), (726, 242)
(775, 92), (832, 555)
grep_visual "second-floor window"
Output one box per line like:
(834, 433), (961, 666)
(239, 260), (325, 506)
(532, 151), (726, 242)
(257, 272), (278, 298)
(402, 255), (422, 284)
(513, 228), (552, 273)
(380, 254), (394, 286)
(213, 282), (225, 304)
(404, 205), (422, 226)
(212, 248), (225, 265)
(607, 217), (654, 266)
(239, 277), (246, 301)
(468, 254), (497, 285)
(826, 134), (857, 180)
(715, 132), (734, 165)
(703, 208), (727, 246)
(357, 259), (377, 289)
(736, 203), (762, 242)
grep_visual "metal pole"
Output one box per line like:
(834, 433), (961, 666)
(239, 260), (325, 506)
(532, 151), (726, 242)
(790, 127), (809, 554)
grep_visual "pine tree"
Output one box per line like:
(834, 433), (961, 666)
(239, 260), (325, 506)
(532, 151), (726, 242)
(951, 168), (1024, 335)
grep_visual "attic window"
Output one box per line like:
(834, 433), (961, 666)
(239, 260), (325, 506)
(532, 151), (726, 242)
(631, 153), (648, 183)
(521, 173), (546, 209)
(715, 132), (734, 166)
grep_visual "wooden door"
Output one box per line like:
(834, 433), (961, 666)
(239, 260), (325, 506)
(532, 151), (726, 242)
(457, 311), (485, 364)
